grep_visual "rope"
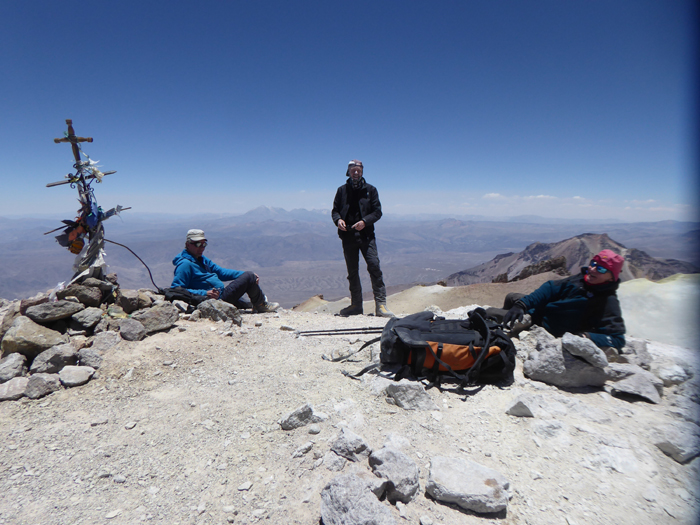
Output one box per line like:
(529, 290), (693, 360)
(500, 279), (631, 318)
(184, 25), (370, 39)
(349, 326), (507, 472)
(104, 238), (162, 291)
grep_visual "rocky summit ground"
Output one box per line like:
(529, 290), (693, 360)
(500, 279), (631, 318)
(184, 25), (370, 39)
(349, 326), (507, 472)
(1, 307), (699, 525)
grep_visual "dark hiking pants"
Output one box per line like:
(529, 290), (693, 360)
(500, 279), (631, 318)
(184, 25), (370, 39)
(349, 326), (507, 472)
(342, 236), (387, 305)
(220, 271), (264, 309)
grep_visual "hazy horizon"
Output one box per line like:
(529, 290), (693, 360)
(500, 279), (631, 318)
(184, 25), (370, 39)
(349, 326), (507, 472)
(2, 204), (698, 226)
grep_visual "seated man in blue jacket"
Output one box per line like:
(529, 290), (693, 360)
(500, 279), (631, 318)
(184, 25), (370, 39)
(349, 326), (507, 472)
(171, 229), (279, 313)
(502, 250), (626, 350)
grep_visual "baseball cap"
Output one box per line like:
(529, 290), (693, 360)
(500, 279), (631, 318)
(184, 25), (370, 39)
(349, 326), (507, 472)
(591, 249), (625, 281)
(186, 229), (206, 243)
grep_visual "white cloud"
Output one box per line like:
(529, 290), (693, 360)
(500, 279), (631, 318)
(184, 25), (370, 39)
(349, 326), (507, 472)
(483, 193), (504, 199)
(523, 194), (557, 200)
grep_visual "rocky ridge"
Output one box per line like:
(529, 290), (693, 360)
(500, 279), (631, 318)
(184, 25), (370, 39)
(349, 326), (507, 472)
(446, 233), (698, 286)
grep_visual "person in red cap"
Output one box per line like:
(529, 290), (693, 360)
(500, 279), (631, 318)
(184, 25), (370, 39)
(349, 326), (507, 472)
(331, 160), (394, 317)
(501, 249), (627, 350)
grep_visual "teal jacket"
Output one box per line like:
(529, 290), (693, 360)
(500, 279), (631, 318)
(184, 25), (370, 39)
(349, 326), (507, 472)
(171, 250), (243, 296)
(517, 271), (626, 350)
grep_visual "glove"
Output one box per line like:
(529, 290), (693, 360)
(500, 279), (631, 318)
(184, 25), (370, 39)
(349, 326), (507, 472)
(503, 304), (526, 328)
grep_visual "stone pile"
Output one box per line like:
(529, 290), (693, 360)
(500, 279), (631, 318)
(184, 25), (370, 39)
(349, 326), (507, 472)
(0, 276), (243, 402)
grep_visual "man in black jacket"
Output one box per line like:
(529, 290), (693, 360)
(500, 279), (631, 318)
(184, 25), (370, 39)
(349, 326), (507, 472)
(331, 160), (394, 317)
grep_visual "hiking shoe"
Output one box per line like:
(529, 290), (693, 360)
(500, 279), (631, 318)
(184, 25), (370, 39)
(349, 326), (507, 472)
(254, 301), (280, 313)
(338, 304), (363, 317)
(375, 304), (395, 318)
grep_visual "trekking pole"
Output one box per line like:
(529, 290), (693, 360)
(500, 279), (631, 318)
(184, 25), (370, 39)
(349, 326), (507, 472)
(299, 327), (384, 336)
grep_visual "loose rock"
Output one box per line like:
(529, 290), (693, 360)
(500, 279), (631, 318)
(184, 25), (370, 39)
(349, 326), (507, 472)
(426, 456), (510, 514)
(320, 473), (396, 525)
(1, 316), (68, 360)
(385, 379), (439, 410)
(196, 300), (242, 326)
(562, 332), (609, 368)
(29, 343), (78, 374)
(118, 318), (147, 341)
(368, 446), (420, 503)
(25, 373), (61, 399)
(0, 352), (27, 382)
(0, 376), (28, 401)
(330, 428), (372, 462)
(25, 300), (85, 323)
(59, 365), (95, 387)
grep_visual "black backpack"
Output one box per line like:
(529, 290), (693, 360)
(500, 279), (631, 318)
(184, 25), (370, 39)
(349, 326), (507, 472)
(380, 309), (516, 387)
(160, 287), (208, 308)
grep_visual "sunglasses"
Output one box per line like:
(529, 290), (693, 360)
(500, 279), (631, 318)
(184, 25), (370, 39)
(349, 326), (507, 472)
(189, 241), (207, 248)
(588, 260), (609, 274)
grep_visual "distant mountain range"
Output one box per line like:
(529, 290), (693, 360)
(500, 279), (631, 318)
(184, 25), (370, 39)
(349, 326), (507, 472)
(445, 233), (698, 286)
(0, 208), (697, 306)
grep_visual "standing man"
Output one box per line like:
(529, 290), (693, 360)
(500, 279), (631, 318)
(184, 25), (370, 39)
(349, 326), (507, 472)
(171, 229), (279, 313)
(332, 160), (395, 317)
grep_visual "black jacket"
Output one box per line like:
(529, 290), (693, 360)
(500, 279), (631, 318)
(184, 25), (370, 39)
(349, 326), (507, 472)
(517, 270), (626, 350)
(331, 178), (383, 240)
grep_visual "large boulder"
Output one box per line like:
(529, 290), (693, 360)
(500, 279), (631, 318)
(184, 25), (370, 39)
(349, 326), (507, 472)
(24, 300), (85, 324)
(521, 327), (610, 388)
(130, 303), (179, 333)
(1, 316), (68, 360)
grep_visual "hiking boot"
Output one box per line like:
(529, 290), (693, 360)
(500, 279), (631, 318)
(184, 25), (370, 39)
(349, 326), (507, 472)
(375, 304), (395, 318)
(338, 304), (363, 317)
(254, 301), (280, 313)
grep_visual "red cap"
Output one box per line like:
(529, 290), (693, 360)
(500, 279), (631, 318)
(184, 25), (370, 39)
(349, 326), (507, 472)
(592, 249), (625, 281)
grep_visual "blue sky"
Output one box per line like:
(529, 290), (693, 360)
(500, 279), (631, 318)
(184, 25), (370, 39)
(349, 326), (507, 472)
(0, 1), (696, 222)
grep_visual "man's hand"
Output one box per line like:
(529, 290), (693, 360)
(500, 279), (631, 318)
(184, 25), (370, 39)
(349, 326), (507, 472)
(503, 304), (526, 328)
(254, 273), (260, 284)
(337, 219), (347, 231)
(206, 289), (220, 299)
(352, 220), (366, 231)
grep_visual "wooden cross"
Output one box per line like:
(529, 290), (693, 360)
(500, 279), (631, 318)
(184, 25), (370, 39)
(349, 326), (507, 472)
(53, 119), (93, 164)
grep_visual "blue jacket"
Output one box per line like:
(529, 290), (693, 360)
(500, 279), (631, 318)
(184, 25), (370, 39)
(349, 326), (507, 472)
(517, 270), (626, 350)
(171, 250), (244, 296)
